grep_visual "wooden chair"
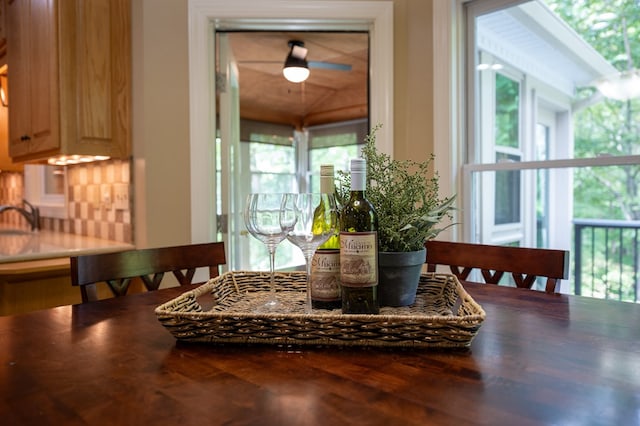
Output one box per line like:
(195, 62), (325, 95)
(71, 242), (226, 303)
(424, 240), (569, 293)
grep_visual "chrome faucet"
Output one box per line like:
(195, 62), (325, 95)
(0, 199), (40, 231)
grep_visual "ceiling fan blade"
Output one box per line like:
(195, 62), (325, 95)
(240, 40), (352, 72)
(240, 60), (352, 71)
(239, 61), (281, 64)
(308, 61), (352, 71)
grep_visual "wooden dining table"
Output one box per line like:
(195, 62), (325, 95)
(1, 280), (639, 426)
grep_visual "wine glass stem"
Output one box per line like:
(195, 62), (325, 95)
(268, 246), (278, 303)
(303, 253), (314, 314)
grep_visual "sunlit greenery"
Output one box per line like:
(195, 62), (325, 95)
(247, 143), (299, 269)
(309, 145), (359, 192)
(495, 74), (520, 148)
(544, 0), (640, 221)
(545, 0), (640, 302)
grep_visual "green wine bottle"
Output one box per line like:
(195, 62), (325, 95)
(340, 158), (379, 314)
(311, 165), (342, 310)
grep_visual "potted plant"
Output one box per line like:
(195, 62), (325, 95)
(337, 124), (456, 306)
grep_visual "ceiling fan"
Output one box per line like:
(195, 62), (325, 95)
(240, 39), (353, 83)
(283, 40), (353, 82)
(286, 40), (352, 71)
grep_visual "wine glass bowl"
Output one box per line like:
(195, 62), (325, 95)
(243, 193), (293, 312)
(282, 193), (338, 313)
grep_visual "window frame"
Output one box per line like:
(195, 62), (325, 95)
(461, 0), (640, 250)
(230, 119), (367, 271)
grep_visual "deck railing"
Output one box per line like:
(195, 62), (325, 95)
(573, 219), (640, 302)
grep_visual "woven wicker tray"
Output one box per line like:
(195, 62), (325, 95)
(155, 271), (486, 349)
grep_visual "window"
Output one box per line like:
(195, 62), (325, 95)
(240, 120), (297, 191)
(226, 118), (367, 271)
(494, 153), (520, 225)
(307, 120), (368, 192)
(464, 0), (640, 299)
(493, 73), (522, 227)
(23, 165), (68, 219)
(494, 73), (520, 150)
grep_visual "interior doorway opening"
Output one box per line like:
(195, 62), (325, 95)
(215, 31), (370, 270)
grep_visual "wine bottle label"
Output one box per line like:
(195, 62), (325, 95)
(339, 232), (378, 287)
(310, 249), (341, 301)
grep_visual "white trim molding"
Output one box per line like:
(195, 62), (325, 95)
(187, 0), (394, 243)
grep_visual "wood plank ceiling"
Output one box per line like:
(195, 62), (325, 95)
(223, 31), (369, 130)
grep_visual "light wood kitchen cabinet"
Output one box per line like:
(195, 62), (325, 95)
(0, 0), (6, 53)
(0, 258), (72, 315)
(6, 0), (131, 163)
(0, 63), (23, 172)
(0, 257), (145, 315)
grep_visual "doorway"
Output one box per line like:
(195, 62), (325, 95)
(188, 1), (394, 270)
(217, 31), (370, 270)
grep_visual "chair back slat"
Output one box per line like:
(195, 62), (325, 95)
(425, 240), (569, 293)
(71, 242), (226, 302)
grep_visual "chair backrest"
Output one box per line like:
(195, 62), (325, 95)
(425, 240), (569, 293)
(71, 242), (226, 303)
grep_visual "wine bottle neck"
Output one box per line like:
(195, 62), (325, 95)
(320, 175), (335, 194)
(351, 171), (366, 192)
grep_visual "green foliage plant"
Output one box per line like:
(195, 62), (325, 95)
(337, 124), (456, 252)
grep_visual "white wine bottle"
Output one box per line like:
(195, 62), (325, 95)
(310, 165), (341, 310)
(340, 158), (379, 314)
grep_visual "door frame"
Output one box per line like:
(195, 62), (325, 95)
(187, 0), (394, 244)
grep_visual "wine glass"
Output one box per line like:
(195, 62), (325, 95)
(244, 193), (293, 312)
(282, 193), (338, 313)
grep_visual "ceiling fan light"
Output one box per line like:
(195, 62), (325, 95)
(283, 40), (309, 83)
(283, 65), (310, 83)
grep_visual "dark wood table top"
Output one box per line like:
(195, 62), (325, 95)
(1, 282), (639, 425)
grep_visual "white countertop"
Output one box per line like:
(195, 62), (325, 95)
(0, 226), (134, 263)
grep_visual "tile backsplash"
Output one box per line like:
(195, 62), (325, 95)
(0, 159), (133, 244)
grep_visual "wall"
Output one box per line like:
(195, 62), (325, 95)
(393, 1), (456, 219)
(131, 0), (454, 248)
(132, 0), (190, 249)
(0, 159), (133, 243)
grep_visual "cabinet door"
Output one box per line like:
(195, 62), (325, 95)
(28, 0), (59, 154)
(0, 0), (7, 52)
(7, 0), (129, 162)
(6, 0), (30, 158)
(58, 0), (130, 158)
(0, 62), (23, 171)
(7, 0), (59, 159)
